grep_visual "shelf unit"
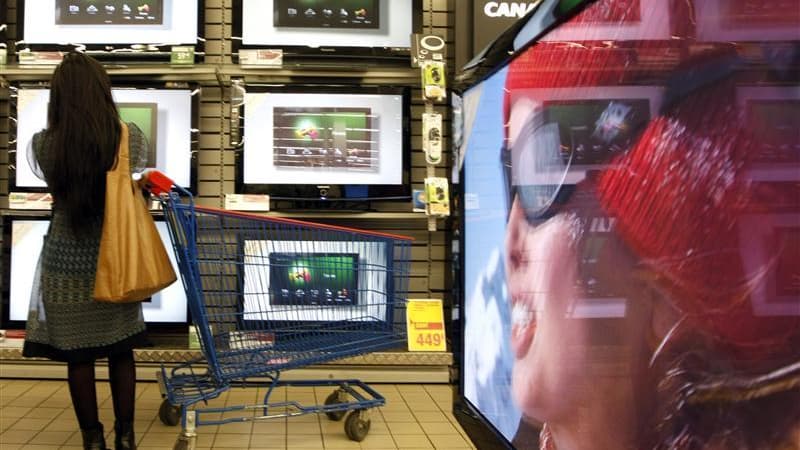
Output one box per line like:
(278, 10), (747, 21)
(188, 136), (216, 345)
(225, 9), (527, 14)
(0, 0), (456, 372)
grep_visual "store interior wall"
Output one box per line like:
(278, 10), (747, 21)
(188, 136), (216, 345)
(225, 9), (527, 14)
(0, 0), (457, 339)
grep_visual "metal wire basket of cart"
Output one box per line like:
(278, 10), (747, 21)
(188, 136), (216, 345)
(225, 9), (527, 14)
(146, 172), (412, 450)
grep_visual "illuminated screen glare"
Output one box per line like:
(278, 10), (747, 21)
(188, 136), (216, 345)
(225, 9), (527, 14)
(22, 0), (198, 44)
(14, 88), (193, 189)
(241, 0), (412, 48)
(243, 92), (403, 187)
(7, 219), (187, 324)
(241, 240), (388, 322)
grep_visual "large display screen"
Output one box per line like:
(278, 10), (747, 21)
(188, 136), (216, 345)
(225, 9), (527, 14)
(20, 0), (198, 45)
(2, 218), (188, 328)
(238, 0), (413, 49)
(239, 88), (407, 199)
(241, 240), (387, 323)
(12, 87), (195, 191)
(457, 1), (800, 449)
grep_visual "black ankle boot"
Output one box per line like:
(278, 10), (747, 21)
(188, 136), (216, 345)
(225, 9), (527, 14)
(114, 420), (136, 450)
(81, 423), (107, 450)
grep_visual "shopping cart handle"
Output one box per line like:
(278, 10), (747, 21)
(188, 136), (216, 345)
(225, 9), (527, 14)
(140, 170), (175, 196)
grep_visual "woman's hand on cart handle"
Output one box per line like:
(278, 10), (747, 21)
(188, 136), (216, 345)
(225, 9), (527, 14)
(134, 169), (175, 196)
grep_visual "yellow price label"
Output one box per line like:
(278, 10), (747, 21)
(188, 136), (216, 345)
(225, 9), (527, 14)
(407, 299), (446, 352)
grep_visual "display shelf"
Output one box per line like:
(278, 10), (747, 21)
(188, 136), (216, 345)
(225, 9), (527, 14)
(258, 211), (426, 220)
(0, 63), (422, 84)
(0, 63), (221, 82)
(218, 64), (421, 85)
(0, 346), (453, 383)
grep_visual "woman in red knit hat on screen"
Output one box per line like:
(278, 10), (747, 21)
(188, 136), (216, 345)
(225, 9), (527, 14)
(500, 1), (800, 449)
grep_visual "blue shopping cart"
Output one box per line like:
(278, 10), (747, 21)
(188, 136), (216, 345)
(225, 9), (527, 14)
(146, 172), (412, 450)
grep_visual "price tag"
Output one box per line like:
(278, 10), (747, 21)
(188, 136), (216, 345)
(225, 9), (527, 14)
(18, 51), (63, 65)
(406, 299), (446, 352)
(239, 49), (283, 67)
(170, 46), (195, 65)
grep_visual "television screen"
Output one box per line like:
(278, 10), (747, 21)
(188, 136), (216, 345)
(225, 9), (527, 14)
(17, 0), (202, 58)
(235, 0), (416, 56)
(55, 0), (164, 25)
(118, 102), (159, 165)
(273, 0), (379, 29)
(2, 217), (188, 329)
(269, 253), (359, 306)
(737, 86), (800, 165)
(241, 240), (388, 323)
(456, 1), (800, 449)
(11, 86), (196, 192)
(272, 106), (376, 172)
(238, 86), (409, 200)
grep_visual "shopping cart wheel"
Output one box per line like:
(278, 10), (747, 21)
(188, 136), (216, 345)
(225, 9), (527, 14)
(324, 391), (347, 421)
(159, 400), (181, 426)
(344, 410), (371, 442)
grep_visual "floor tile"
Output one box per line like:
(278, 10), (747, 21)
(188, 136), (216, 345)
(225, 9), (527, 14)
(391, 433), (434, 449)
(0, 380), (476, 449)
(0, 429), (35, 444)
(28, 430), (72, 446)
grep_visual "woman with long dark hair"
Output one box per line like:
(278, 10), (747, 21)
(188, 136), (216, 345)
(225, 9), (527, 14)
(22, 52), (150, 450)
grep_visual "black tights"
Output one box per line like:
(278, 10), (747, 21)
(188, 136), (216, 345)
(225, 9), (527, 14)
(67, 350), (136, 430)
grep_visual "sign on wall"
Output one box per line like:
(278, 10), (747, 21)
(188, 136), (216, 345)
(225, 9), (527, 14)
(472, 1), (540, 52)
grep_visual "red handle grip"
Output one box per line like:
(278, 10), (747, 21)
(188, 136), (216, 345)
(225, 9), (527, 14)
(142, 170), (174, 196)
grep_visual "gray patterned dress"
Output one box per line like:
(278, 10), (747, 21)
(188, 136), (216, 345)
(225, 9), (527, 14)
(22, 123), (150, 363)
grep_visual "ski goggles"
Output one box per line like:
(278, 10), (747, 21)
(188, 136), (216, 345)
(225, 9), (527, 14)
(501, 111), (576, 222)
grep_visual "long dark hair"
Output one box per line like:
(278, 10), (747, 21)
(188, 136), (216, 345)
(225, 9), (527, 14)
(43, 52), (120, 231)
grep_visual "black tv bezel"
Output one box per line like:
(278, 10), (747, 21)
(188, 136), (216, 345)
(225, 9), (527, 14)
(1, 4), (7, 42)
(235, 84), (412, 203)
(8, 80), (201, 196)
(231, 0), (422, 64)
(454, 1), (600, 448)
(15, 0), (205, 62)
(0, 213), (191, 332)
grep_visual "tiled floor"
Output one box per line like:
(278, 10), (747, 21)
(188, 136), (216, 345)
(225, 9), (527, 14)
(0, 379), (476, 449)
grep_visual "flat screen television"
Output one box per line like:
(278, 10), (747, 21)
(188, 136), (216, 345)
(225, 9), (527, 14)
(455, 1), (800, 449)
(9, 83), (199, 194)
(232, 0), (420, 62)
(236, 85), (410, 203)
(1, 215), (189, 330)
(239, 239), (390, 324)
(16, 0), (204, 61)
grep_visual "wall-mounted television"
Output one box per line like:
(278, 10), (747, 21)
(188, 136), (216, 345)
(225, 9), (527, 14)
(694, 0), (800, 42)
(239, 239), (390, 325)
(232, 0), (420, 62)
(1, 215), (189, 330)
(16, 0), (204, 61)
(9, 83), (199, 194)
(235, 85), (410, 203)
